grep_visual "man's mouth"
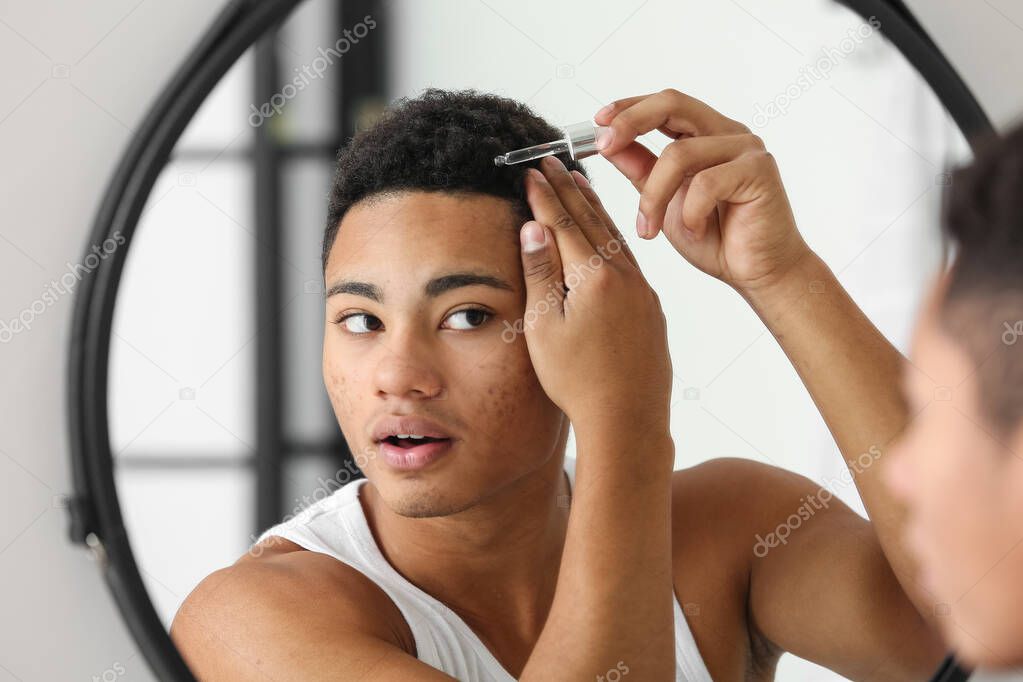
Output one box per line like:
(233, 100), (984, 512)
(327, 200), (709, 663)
(377, 432), (455, 471)
(382, 435), (451, 449)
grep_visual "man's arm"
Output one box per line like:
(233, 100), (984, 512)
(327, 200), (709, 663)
(737, 250), (947, 677)
(592, 89), (946, 678)
(742, 249), (934, 611)
(516, 157), (678, 680)
(673, 457), (944, 680)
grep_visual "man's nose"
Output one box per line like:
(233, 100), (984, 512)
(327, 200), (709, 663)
(371, 336), (445, 400)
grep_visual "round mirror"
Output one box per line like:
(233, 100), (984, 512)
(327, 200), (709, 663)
(71, 0), (990, 679)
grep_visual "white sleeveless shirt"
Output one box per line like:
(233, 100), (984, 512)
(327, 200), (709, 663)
(254, 457), (713, 682)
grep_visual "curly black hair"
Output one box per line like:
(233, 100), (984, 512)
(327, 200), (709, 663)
(322, 88), (591, 272)
(939, 119), (1023, 436)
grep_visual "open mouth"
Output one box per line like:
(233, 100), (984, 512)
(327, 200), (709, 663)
(382, 435), (451, 449)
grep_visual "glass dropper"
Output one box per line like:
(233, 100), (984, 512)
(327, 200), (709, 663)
(494, 121), (608, 166)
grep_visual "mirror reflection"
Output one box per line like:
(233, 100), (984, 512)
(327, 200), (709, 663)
(107, 0), (975, 679)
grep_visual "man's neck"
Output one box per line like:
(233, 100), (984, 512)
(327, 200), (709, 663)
(359, 455), (571, 643)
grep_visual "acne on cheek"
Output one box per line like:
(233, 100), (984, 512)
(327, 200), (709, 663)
(474, 355), (554, 424)
(324, 367), (355, 418)
(479, 380), (521, 422)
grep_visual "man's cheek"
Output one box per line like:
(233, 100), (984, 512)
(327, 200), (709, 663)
(465, 350), (528, 408)
(324, 369), (356, 420)
(498, 330), (544, 387)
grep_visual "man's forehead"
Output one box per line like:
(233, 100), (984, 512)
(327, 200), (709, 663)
(326, 247), (521, 287)
(343, 189), (520, 231)
(327, 191), (523, 279)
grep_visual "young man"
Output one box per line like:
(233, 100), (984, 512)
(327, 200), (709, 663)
(171, 88), (947, 680)
(884, 122), (1023, 674)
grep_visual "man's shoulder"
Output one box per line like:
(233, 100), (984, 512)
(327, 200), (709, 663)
(667, 457), (779, 577)
(670, 456), (826, 529)
(669, 455), (850, 568)
(171, 537), (414, 663)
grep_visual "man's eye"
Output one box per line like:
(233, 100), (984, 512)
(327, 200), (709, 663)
(337, 313), (382, 334)
(444, 308), (491, 330)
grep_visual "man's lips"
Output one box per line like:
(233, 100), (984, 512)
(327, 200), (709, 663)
(371, 415), (455, 443)
(378, 436), (454, 470)
(380, 434), (450, 449)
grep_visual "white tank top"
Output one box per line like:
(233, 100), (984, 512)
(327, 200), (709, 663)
(254, 457), (713, 682)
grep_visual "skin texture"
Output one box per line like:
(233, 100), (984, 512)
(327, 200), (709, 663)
(171, 89), (949, 681)
(884, 275), (1023, 669)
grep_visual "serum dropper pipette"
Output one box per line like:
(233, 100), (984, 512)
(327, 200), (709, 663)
(494, 121), (609, 166)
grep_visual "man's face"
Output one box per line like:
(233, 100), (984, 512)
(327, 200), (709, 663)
(322, 190), (566, 518)
(885, 275), (1023, 666)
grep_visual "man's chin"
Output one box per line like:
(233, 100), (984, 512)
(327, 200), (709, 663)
(374, 478), (477, 519)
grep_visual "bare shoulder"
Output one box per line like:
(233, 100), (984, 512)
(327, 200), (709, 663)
(669, 456), (863, 580)
(171, 536), (415, 679)
(671, 456), (845, 539)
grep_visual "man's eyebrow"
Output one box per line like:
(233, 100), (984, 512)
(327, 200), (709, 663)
(326, 271), (514, 302)
(424, 271), (514, 297)
(326, 280), (383, 301)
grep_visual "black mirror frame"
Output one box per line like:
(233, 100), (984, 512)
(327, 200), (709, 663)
(65, 0), (994, 679)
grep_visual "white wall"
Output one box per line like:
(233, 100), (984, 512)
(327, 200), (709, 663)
(0, 2), (232, 680)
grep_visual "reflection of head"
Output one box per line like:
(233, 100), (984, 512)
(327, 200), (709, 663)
(321, 88), (589, 272)
(319, 88), (572, 520)
(887, 122), (1023, 668)
(939, 123), (1023, 437)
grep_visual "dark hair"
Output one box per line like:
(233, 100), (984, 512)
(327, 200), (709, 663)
(322, 88), (591, 272)
(939, 120), (1023, 436)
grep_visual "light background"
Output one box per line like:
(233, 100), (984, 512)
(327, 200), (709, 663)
(5, 0), (1023, 680)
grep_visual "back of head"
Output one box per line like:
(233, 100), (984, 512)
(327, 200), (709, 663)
(940, 120), (1023, 435)
(322, 88), (591, 271)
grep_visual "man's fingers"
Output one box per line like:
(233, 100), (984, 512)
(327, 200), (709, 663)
(595, 92), (654, 125)
(518, 220), (565, 318)
(595, 89), (750, 157)
(682, 152), (777, 238)
(639, 134), (767, 236)
(536, 155), (620, 259)
(569, 170), (641, 270)
(601, 140), (658, 194)
(525, 165), (599, 270)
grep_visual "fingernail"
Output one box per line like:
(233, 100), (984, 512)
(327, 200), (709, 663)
(521, 221), (546, 253)
(526, 167), (546, 183)
(636, 211), (649, 237)
(570, 170), (591, 189)
(596, 103), (615, 119)
(595, 126), (614, 151)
